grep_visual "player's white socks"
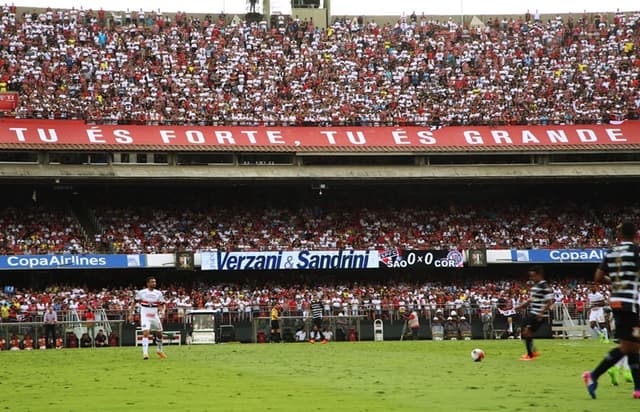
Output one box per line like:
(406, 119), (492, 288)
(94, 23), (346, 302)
(142, 337), (149, 355)
(157, 340), (163, 353)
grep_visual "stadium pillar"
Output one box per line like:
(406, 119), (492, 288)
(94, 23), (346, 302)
(324, 0), (331, 27)
(263, 0), (270, 27)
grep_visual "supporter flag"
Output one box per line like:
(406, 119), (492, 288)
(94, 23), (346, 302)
(175, 252), (194, 270)
(467, 249), (487, 267)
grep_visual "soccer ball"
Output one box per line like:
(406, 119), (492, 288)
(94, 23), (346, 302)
(471, 348), (485, 362)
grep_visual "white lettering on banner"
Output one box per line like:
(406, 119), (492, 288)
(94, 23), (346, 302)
(1, 122), (639, 147)
(434, 259), (458, 267)
(10, 127), (28, 142)
(577, 129), (597, 142)
(318, 131), (366, 145)
(521, 130), (540, 144)
(186, 130), (205, 144)
(38, 128), (58, 143)
(466, 129), (619, 146)
(6, 255), (108, 268)
(201, 250), (379, 271)
(549, 250), (605, 261)
(346, 131), (366, 145)
(320, 131), (338, 144)
(215, 130), (234, 144)
(547, 130), (568, 143)
(160, 130), (176, 144)
(392, 130), (410, 145)
(114, 129), (133, 144)
(266, 130), (285, 144)
(241, 131), (258, 144)
(464, 130), (483, 144)
(491, 130), (512, 144)
(606, 129), (626, 142)
(87, 127), (106, 143)
(417, 130), (436, 145)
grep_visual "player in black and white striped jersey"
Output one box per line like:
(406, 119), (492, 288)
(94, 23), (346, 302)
(584, 221), (640, 399)
(515, 265), (554, 361)
(309, 295), (327, 344)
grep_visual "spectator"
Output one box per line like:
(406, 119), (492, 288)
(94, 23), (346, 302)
(458, 316), (472, 340)
(406, 309), (420, 340)
(294, 327), (306, 342)
(9, 333), (21, 350)
(0, 8), (637, 126)
(322, 327), (333, 342)
(43, 306), (58, 348)
(94, 329), (108, 347)
(431, 316), (444, 340)
(444, 316), (459, 340)
(85, 308), (96, 340)
(80, 332), (92, 348)
(23, 333), (34, 350)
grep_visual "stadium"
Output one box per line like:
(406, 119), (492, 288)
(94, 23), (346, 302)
(1, 1), (640, 410)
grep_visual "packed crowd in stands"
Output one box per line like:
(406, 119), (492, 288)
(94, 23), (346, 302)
(0, 278), (606, 324)
(0, 198), (635, 254)
(0, 5), (638, 125)
(93, 200), (630, 253)
(0, 207), (87, 255)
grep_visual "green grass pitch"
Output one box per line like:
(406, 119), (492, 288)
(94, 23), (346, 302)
(1, 339), (636, 411)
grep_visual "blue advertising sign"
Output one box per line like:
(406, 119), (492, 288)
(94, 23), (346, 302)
(510, 249), (606, 263)
(0, 254), (145, 270)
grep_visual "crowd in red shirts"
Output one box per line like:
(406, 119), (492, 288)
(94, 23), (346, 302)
(0, 277), (605, 327)
(0, 6), (637, 125)
(0, 195), (635, 255)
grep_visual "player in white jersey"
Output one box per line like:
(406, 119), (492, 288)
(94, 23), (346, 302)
(587, 286), (609, 342)
(128, 276), (167, 360)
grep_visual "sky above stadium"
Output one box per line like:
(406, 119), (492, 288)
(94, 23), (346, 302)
(12, 0), (640, 15)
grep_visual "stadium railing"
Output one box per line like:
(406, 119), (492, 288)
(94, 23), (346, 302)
(0, 320), (126, 348)
(252, 315), (366, 343)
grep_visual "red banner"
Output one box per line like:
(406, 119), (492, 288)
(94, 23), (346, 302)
(0, 93), (18, 112)
(0, 119), (638, 151)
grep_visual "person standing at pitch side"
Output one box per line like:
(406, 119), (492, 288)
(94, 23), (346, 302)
(128, 276), (168, 360)
(310, 295), (327, 344)
(584, 221), (640, 399)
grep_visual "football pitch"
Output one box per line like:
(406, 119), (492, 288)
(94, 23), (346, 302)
(1, 339), (635, 411)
